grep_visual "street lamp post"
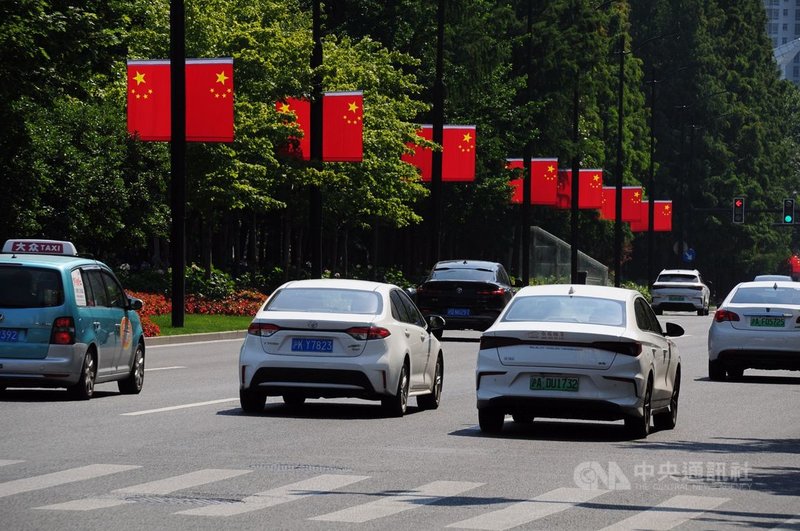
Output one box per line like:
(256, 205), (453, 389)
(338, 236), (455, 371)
(613, 32), (625, 287)
(646, 67), (659, 287)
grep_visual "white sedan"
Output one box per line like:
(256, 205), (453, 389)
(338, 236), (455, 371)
(476, 285), (683, 438)
(239, 279), (445, 416)
(708, 280), (800, 380)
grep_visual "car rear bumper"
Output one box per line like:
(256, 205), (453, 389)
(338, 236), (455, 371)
(477, 396), (632, 421)
(652, 295), (705, 311)
(0, 344), (86, 388)
(714, 350), (800, 371)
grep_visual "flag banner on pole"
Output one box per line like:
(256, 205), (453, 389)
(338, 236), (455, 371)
(629, 199), (650, 232)
(506, 159), (524, 204)
(506, 158), (558, 204)
(578, 169), (603, 209)
(185, 58), (234, 142)
(654, 200), (673, 232)
(555, 169), (571, 209)
(622, 186), (644, 222)
(322, 91), (364, 162)
(127, 60), (171, 141)
(442, 125), (476, 181)
(402, 125), (433, 180)
(276, 97), (311, 160)
(600, 186), (616, 220)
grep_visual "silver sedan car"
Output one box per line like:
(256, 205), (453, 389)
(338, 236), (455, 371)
(476, 285), (683, 438)
(708, 280), (800, 380)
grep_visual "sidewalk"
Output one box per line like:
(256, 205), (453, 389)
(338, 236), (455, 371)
(145, 330), (247, 346)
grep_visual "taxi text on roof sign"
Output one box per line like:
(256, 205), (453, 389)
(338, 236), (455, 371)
(2, 239), (78, 256)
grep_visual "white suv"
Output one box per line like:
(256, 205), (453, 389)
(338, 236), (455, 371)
(651, 269), (710, 316)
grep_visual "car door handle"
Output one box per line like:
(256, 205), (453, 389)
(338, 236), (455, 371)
(93, 321), (100, 330)
(405, 329), (411, 337)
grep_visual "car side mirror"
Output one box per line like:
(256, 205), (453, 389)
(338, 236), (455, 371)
(128, 297), (143, 312)
(664, 322), (684, 337)
(428, 314), (446, 340)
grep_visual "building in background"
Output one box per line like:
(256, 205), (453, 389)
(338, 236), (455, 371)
(764, 0), (800, 84)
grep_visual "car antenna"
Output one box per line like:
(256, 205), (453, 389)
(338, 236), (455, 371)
(774, 282), (778, 290)
(568, 286), (575, 296)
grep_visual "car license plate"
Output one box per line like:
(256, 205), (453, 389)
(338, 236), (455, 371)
(0, 329), (21, 342)
(291, 338), (333, 352)
(668, 295), (684, 301)
(530, 375), (579, 392)
(447, 308), (470, 317)
(750, 316), (785, 328)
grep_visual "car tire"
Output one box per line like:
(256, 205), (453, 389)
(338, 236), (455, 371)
(118, 342), (145, 394)
(653, 369), (679, 431)
(240, 388), (266, 413)
(511, 413), (534, 424)
(67, 351), (96, 400)
(417, 355), (443, 410)
(382, 363), (409, 417)
(697, 308), (704, 316)
(727, 366), (744, 381)
(708, 359), (726, 381)
(478, 408), (505, 434)
(624, 378), (652, 439)
(653, 307), (662, 315)
(282, 394), (306, 407)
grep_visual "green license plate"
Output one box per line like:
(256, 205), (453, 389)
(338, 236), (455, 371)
(530, 376), (579, 392)
(668, 295), (684, 301)
(750, 316), (785, 327)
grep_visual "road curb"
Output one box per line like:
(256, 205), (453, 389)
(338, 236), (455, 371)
(145, 330), (247, 346)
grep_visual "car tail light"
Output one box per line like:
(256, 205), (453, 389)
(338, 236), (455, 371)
(346, 326), (391, 340)
(714, 309), (740, 323)
(51, 317), (75, 345)
(248, 322), (280, 337)
(594, 341), (642, 357)
(479, 335), (521, 350)
(477, 288), (507, 296)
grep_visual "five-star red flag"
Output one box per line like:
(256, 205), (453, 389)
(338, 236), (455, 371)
(555, 169), (572, 209)
(127, 60), (171, 141)
(654, 200), (673, 232)
(629, 199), (650, 232)
(442, 125), (476, 181)
(531, 159), (558, 205)
(276, 97), (311, 160)
(578, 169), (603, 209)
(185, 58), (234, 142)
(600, 186), (616, 220)
(506, 159), (524, 204)
(622, 186), (644, 222)
(322, 91), (363, 162)
(402, 125), (433, 181)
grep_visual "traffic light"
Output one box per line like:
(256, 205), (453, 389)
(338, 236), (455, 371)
(732, 197), (745, 223)
(783, 198), (795, 224)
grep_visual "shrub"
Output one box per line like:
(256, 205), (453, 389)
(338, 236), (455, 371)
(185, 264), (235, 299)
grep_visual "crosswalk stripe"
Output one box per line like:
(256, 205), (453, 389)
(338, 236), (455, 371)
(599, 494), (729, 530)
(177, 474), (369, 517)
(447, 487), (609, 530)
(0, 460), (24, 467)
(311, 480), (484, 523)
(35, 468), (251, 511)
(0, 464), (140, 499)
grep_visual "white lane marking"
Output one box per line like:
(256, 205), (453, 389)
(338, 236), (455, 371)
(0, 460), (24, 467)
(178, 474), (369, 517)
(772, 516), (800, 530)
(36, 468), (251, 511)
(600, 495), (729, 530)
(0, 464), (140, 498)
(144, 366), (186, 372)
(147, 338), (244, 349)
(311, 480), (484, 523)
(121, 398), (238, 416)
(447, 487), (609, 530)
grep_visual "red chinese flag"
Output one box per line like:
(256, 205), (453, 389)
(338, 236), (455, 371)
(442, 125), (476, 181)
(531, 158), (558, 205)
(185, 58), (234, 142)
(505, 159), (524, 204)
(600, 187), (616, 220)
(629, 199), (650, 232)
(276, 97), (311, 160)
(622, 186), (643, 222)
(402, 125), (433, 181)
(555, 169), (572, 209)
(578, 169), (603, 209)
(654, 200), (673, 232)
(127, 60), (171, 141)
(322, 91), (363, 162)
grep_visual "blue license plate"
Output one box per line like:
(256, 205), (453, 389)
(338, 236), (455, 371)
(0, 329), (21, 342)
(291, 338), (333, 352)
(447, 308), (470, 317)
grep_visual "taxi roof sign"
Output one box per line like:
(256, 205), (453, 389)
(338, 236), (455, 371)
(2, 239), (78, 256)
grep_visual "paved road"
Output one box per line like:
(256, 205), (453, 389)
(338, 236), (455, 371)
(1, 313), (798, 530)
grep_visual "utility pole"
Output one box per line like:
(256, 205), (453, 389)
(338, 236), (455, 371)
(430, 0), (445, 264)
(309, 0), (323, 278)
(169, 0), (186, 327)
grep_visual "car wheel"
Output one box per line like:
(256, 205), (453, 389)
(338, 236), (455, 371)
(511, 413), (534, 424)
(708, 360), (726, 381)
(67, 351), (96, 400)
(118, 342), (145, 394)
(239, 388), (266, 413)
(653, 307), (662, 315)
(624, 378), (652, 439)
(282, 394), (306, 407)
(417, 355), (443, 410)
(697, 308), (704, 316)
(654, 369), (680, 431)
(727, 366), (744, 381)
(478, 408), (505, 434)
(382, 363), (409, 417)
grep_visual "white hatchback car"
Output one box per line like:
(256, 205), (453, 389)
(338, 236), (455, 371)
(476, 285), (683, 438)
(239, 279), (445, 416)
(708, 280), (800, 380)
(651, 269), (711, 316)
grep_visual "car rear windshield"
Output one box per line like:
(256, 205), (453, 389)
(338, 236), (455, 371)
(656, 274), (699, 283)
(730, 286), (800, 305)
(265, 288), (383, 314)
(0, 266), (64, 308)
(502, 295), (625, 326)
(429, 267), (495, 282)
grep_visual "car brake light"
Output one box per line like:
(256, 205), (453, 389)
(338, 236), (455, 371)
(714, 309), (740, 323)
(346, 326), (391, 340)
(479, 336), (521, 350)
(51, 316), (75, 345)
(248, 322), (280, 337)
(594, 341), (642, 357)
(477, 288), (506, 296)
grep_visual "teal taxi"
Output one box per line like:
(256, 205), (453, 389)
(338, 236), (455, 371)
(0, 239), (145, 399)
